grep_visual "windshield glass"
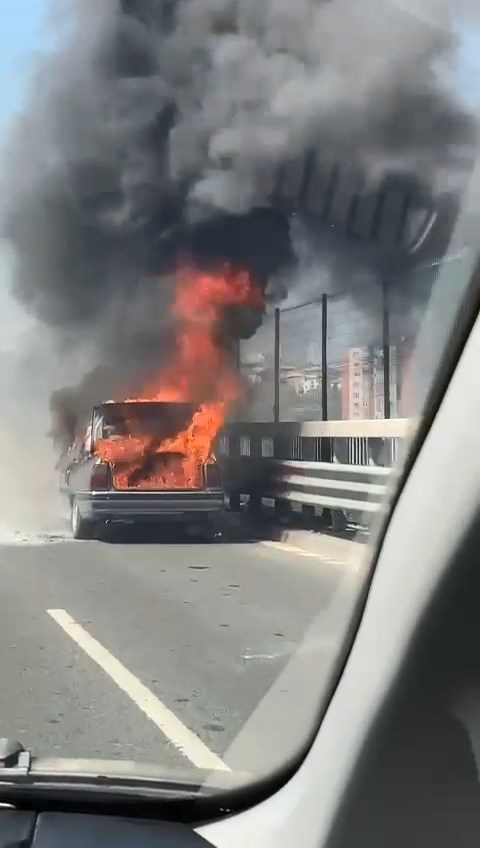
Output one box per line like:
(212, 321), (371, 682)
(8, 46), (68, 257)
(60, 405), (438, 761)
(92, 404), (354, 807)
(0, 0), (479, 802)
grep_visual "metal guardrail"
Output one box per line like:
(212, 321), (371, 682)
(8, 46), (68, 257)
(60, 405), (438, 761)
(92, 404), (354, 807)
(219, 418), (413, 520)
(255, 459), (393, 514)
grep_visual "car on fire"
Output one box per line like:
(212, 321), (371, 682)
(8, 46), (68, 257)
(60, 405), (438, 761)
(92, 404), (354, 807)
(60, 400), (225, 540)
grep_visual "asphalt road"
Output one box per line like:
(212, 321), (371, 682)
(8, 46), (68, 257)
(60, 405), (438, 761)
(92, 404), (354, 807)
(0, 522), (365, 776)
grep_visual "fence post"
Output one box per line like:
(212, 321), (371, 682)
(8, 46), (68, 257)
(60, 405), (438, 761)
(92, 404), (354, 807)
(382, 279), (391, 419)
(321, 293), (328, 421)
(321, 293), (332, 465)
(274, 307), (280, 423)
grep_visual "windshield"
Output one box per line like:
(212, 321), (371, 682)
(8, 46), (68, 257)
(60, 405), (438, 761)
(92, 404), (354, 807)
(0, 0), (479, 806)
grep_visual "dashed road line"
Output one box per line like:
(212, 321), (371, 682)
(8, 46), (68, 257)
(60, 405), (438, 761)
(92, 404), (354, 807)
(47, 608), (229, 772)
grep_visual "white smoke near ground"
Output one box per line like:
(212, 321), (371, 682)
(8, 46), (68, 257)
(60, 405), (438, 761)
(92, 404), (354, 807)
(0, 340), (108, 542)
(0, 350), (63, 541)
(0, 243), (94, 540)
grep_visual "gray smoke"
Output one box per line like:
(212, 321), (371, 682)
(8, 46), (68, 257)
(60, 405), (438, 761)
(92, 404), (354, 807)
(0, 0), (477, 428)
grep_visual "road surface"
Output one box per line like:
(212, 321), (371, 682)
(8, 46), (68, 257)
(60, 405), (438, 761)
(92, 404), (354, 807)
(0, 523), (366, 776)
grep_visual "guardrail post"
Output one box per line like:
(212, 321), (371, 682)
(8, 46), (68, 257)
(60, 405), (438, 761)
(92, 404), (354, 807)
(274, 499), (291, 522)
(302, 504), (316, 524)
(248, 492), (262, 514)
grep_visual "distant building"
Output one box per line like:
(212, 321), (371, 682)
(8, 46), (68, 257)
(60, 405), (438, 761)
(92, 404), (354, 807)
(341, 345), (401, 420)
(398, 340), (416, 417)
(280, 364), (322, 396)
(240, 352), (268, 385)
(243, 339), (414, 421)
(341, 347), (372, 420)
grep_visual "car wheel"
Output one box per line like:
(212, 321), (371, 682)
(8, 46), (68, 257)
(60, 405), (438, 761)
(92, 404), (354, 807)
(71, 498), (94, 541)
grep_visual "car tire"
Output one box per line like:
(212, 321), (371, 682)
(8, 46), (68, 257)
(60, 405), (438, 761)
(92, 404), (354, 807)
(71, 498), (95, 541)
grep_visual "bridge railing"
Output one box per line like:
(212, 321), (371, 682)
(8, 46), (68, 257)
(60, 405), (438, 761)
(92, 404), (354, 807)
(218, 418), (414, 527)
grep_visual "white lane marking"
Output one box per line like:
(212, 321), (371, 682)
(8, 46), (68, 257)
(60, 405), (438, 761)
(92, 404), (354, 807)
(47, 608), (229, 772)
(261, 540), (337, 561)
(260, 541), (361, 573)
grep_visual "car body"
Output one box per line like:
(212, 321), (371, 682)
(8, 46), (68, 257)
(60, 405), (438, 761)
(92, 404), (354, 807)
(61, 400), (225, 539)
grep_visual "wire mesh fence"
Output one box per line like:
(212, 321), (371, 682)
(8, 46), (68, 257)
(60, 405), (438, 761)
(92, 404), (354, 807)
(239, 313), (277, 422)
(278, 300), (323, 422)
(239, 275), (431, 423)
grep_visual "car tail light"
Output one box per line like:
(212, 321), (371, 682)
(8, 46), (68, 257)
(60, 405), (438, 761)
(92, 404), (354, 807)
(204, 461), (222, 489)
(90, 461), (111, 491)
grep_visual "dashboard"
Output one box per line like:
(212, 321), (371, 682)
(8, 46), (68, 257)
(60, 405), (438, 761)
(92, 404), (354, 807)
(0, 810), (212, 848)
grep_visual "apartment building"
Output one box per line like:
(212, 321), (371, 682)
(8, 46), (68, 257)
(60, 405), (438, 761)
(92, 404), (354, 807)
(341, 347), (372, 420)
(341, 345), (400, 419)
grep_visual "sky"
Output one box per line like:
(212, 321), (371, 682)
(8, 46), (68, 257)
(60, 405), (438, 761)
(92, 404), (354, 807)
(457, 28), (480, 107)
(0, 0), (49, 130)
(0, 0), (50, 352)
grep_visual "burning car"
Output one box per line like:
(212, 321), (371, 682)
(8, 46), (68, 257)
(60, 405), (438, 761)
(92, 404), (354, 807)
(61, 399), (225, 540)
(54, 264), (263, 539)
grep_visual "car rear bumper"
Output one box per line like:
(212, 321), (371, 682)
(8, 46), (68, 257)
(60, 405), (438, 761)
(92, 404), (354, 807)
(75, 489), (226, 523)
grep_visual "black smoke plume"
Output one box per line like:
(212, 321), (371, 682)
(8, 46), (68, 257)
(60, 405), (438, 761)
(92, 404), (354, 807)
(0, 0), (477, 443)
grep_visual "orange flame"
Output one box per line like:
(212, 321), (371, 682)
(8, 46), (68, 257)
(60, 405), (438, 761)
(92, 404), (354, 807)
(94, 267), (263, 489)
